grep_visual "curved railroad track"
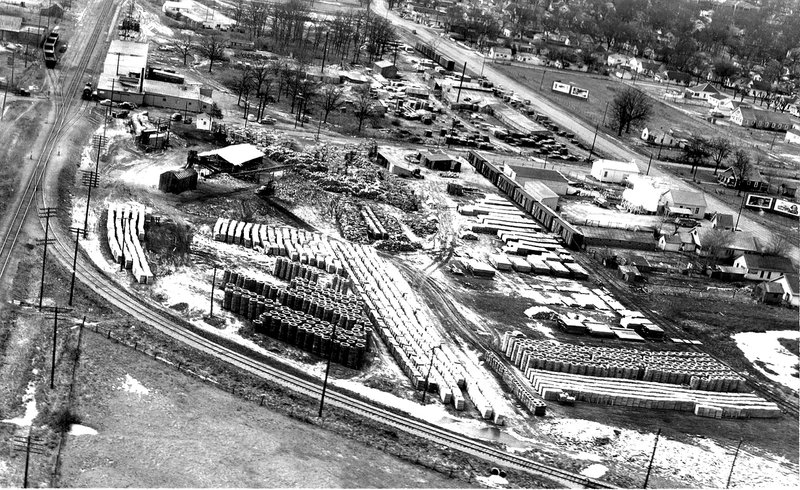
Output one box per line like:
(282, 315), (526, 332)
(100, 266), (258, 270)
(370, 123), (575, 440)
(0, 3), (614, 487)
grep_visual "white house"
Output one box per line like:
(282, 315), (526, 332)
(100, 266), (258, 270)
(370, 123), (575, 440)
(734, 254), (796, 281)
(516, 53), (545, 65)
(785, 127), (800, 145)
(490, 47), (513, 61)
(641, 127), (681, 147)
(627, 57), (643, 73)
(771, 273), (799, 307)
(607, 53), (630, 66)
(660, 189), (707, 218)
(591, 159), (640, 184)
(685, 82), (722, 101)
(657, 233), (682, 252)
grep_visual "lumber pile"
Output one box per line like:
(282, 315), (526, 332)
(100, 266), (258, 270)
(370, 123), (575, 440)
(107, 203), (153, 284)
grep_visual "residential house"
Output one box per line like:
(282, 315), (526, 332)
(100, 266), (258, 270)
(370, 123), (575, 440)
(734, 254), (795, 281)
(785, 127), (800, 145)
(0, 14), (22, 42)
(660, 189), (707, 218)
(657, 233), (682, 252)
(591, 160), (640, 184)
(693, 229), (760, 258)
(614, 66), (635, 80)
(685, 82), (722, 101)
(639, 60), (663, 77)
(516, 53), (545, 65)
(607, 53), (630, 66)
(640, 127), (682, 147)
(754, 282), (784, 304)
(730, 106), (793, 131)
(490, 47), (513, 61)
(711, 212), (735, 230)
(771, 273), (800, 307)
(627, 58), (644, 73)
(678, 232), (696, 252)
(717, 166), (770, 192)
(707, 265), (747, 281)
(716, 98), (748, 116)
(195, 112), (212, 131)
(748, 79), (771, 100)
(707, 92), (733, 110)
(655, 70), (692, 85)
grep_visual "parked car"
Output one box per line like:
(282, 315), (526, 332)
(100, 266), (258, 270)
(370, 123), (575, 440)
(170, 112), (182, 121)
(118, 101), (136, 110)
(17, 88), (30, 96)
(247, 114), (257, 122)
(260, 117), (276, 125)
(99, 99), (114, 106)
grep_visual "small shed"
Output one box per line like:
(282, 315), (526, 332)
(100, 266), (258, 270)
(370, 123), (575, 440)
(196, 112), (212, 131)
(524, 180), (559, 209)
(590, 159), (640, 183)
(159, 168), (198, 194)
(707, 265), (747, 281)
(754, 282), (784, 305)
(420, 151), (460, 171)
(373, 60), (398, 79)
(657, 233), (682, 252)
(618, 264), (643, 282)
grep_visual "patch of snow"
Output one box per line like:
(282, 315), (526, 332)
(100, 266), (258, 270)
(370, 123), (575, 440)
(733, 330), (799, 391)
(120, 374), (150, 396)
(68, 424), (98, 436)
(475, 474), (509, 487)
(580, 464), (608, 478)
(1, 381), (38, 427)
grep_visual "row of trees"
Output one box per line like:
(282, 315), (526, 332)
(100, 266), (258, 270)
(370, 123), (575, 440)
(223, 61), (377, 133)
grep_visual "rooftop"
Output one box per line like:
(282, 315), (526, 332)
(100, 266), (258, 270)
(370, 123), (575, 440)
(665, 189), (707, 207)
(0, 15), (22, 33)
(592, 159), (640, 173)
(104, 40), (149, 76)
(142, 79), (214, 104)
(739, 254), (795, 273)
(774, 273), (799, 295)
(508, 165), (568, 183)
(199, 143), (264, 166)
(713, 213), (734, 228)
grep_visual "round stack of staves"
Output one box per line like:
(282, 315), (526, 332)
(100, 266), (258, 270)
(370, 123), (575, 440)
(220, 270), (371, 369)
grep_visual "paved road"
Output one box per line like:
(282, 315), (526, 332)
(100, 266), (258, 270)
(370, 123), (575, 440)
(375, 1), (798, 262)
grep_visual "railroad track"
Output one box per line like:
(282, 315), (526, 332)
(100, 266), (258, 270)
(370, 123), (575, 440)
(0, 0), (115, 282)
(3, 4), (611, 486)
(574, 253), (800, 419)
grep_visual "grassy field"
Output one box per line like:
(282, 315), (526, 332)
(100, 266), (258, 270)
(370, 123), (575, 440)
(58, 333), (467, 488)
(493, 64), (799, 170)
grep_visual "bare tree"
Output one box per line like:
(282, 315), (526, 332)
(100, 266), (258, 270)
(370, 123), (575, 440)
(175, 32), (194, 66)
(762, 232), (791, 257)
(731, 149), (751, 194)
(198, 35), (227, 73)
(681, 136), (711, 176)
(320, 84), (344, 123)
(610, 87), (653, 136)
(224, 67), (254, 106)
(352, 84), (374, 133)
(708, 137), (732, 175)
(699, 228), (735, 265)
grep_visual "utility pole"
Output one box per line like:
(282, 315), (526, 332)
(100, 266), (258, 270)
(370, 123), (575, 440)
(318, 322), (338, 417)
(119, 212), (132, 272)
(67, 226), (85, 306)
(2, 50), (14, 120)
(421, 345), (441, 404)
(601, 100), (609, 127)
(725, 439), (744, 489)
(316, 115), (323, 141)
(12, 431), (45, 488)
(209, 266), (217, 317)
(647, 152), (653, 176)
(454, 62), (467, 103)
(588, 122), (599, 161)
(37, 207), (57, 310)
(539, 68), (546, 90)
(735, 192), (746, 230)
(643, 428), (661, 488)
(43, 305), (72, 388)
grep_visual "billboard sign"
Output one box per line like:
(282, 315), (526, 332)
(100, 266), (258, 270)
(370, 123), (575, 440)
(773, 198), (800, 218)
(570, 86), (589, 99)
(552, 81), (571, 94)
(744, 194), (774, 210)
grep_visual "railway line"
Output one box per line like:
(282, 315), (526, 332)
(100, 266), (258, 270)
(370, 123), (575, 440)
(0, 0), (116, 282)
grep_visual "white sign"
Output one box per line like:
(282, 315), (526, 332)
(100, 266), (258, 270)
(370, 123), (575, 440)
(552, 81), (571, 94)
(570, 86), (589, 99)
(773, 198), (799, 217)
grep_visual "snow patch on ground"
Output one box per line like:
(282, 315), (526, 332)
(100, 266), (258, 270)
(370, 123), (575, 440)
(475, 474), (509, 487)
(1, 381), (38, 427)
(733, 330), (799, 391)
(120, 374), (150, 396)
(580, 463), (608, 478)
(68, 424), (98, 436)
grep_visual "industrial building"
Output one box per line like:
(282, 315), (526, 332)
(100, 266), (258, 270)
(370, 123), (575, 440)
(198, 143), (265, 172)
(94, 40), (215, 113)
(162, 0), (235, 30)
(504, 165), (568, 195)
(591, 160), (641, 184)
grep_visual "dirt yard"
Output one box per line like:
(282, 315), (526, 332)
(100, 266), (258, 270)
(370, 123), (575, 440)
(58, 332), (465, 488)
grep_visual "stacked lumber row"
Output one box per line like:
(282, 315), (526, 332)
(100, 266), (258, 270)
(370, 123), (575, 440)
(272, 256), (321, 284)
(485, 351), (547, 416)
(457, 197), (529, 218)
(360, 206), (388, 240)
(107, 203), (153, 284)
(502, 334), (745, 392)
(213, 218), (341, 272)
(330, 240), (495, 413)
(527, 369), (780, 419)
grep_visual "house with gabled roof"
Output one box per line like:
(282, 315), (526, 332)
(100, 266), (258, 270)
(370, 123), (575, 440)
(771, 273), (799, 307)
(717, 166), (770, 192)
(734, 254), (795, 281)
(660, 189), (707, 218)
(730, 106), (793, 131)
(693, 229), (760, 258)
(655, 70), (692, 85)
(711, 212), (735, 230)
(686, 83), (722, 101)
